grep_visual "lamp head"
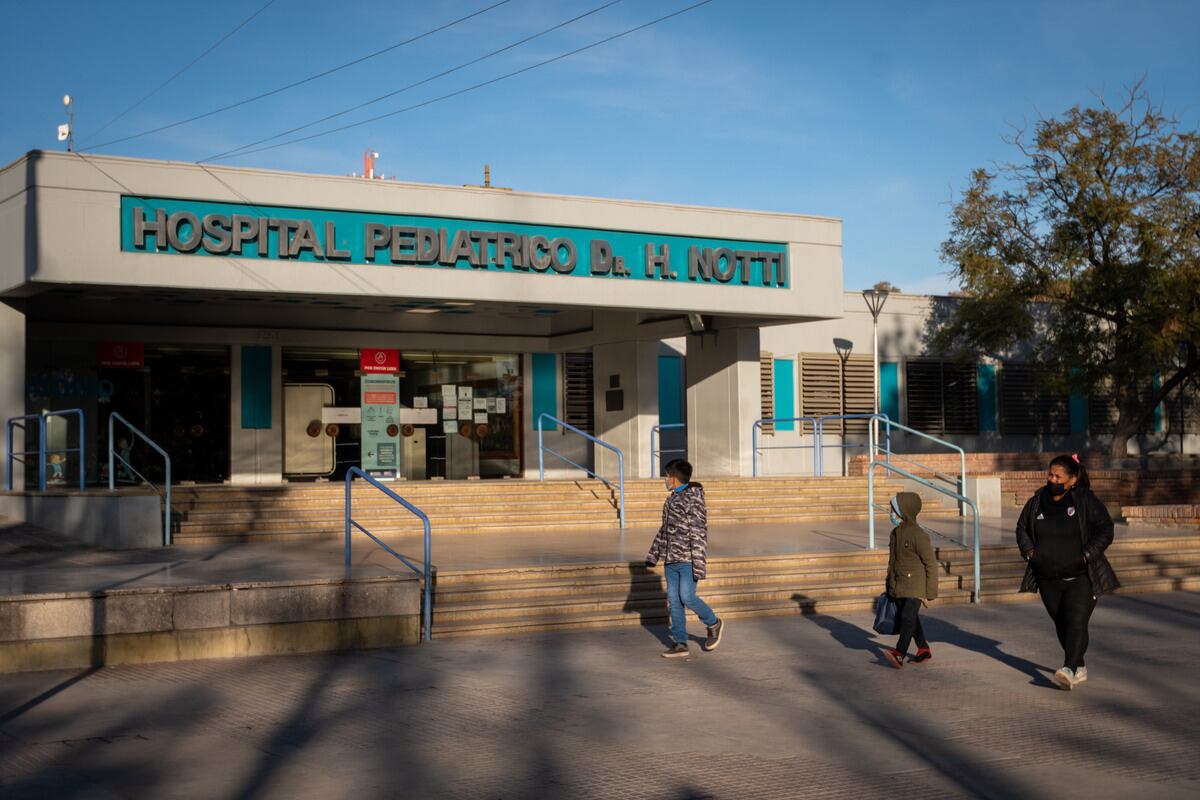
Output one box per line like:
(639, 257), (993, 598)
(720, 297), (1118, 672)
(862, 288), (889, 318)
(63, 94), (72, 106)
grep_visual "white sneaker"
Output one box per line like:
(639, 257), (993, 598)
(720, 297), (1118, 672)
(1073, 666), (1088, 685)
(1053, 666), (1075, 690)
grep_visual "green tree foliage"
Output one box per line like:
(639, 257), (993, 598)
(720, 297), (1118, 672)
(937, 85), (1200, 456)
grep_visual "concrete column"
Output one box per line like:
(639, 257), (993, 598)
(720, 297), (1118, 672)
(230, 344), (283, 484)
(685, 327), (761, 477)
(593, 339), (659, 480)
(0, 302), (25, 489)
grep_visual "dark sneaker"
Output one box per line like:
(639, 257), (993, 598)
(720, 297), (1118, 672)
(703, 618), (724, 651)
(661, 643), (690, 659)
(911, 647), (932, 663)
(883, 648), (904, 669)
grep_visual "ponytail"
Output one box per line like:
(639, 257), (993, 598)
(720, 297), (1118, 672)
(1048, 453), (1090, 492)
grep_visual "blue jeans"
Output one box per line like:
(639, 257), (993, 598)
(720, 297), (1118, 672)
(665, 562), (718, 645)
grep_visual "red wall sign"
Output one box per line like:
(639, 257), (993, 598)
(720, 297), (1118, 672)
(97, 342), (145, 369)
(360, 348), (400, 374)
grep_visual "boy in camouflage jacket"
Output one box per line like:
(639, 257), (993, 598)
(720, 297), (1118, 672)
(646, 459), (724, 658)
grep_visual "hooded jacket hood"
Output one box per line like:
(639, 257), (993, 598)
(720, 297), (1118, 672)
(893, 491), (922, 522)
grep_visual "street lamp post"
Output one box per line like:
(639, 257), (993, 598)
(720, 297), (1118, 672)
(862, 289), (889, 458)
(833, 338), (853, 476)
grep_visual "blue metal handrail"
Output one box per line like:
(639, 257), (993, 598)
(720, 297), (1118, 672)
(867, 458), (981, 603)
(43, 409), (85, 490)
(650, 423), (686, 476)
(814, 413), (891, 477)
(6, 414), (47, 491)
(344, 467), (432, 643)
(877, 418), (967, 515)
(751, 416), (818, 477)
(108, 412), (172, 546)
(537, 413), (625, 528)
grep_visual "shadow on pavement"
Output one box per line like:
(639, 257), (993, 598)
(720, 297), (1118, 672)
(624, 563), (672, 646)
(921, 615), (1055, 688)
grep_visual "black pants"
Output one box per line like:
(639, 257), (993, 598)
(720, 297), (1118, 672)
(895, 597), (928, 654)
(1039, 576), (1097, 670)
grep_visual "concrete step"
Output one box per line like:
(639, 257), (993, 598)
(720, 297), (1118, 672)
(173, 492), (927, 521)
(428, 571), (1200, 639)
(430, 591), (980, 639)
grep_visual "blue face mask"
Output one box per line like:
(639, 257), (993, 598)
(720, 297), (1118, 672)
(889, 498), (903, 526)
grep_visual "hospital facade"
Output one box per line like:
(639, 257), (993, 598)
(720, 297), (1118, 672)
(1, 151), (1194, 490)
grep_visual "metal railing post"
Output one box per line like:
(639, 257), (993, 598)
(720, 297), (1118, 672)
(43, 409), (85, 490)
(815, 419), (823, 477)
(536, 413), (626, 529)
(344, 466), (434, 641)
(617, 449), (625, 528)
(422, 516), (432, 640)
(650, 426), (657, 476)
(867, 459), (876, 549)
(108, 412), (172, 545)
(36, 416), (46, 491)
(752, 421), (760, 477)
(345, 470), (353, 571)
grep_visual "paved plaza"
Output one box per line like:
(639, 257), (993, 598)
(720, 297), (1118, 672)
(1, 590), (1198, 799)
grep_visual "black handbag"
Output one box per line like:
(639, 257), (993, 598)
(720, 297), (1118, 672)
(873, 592), (899, 635)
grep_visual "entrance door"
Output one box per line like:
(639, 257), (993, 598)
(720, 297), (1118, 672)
(400, 352), (522, 479)
(99, 345), (231, 484)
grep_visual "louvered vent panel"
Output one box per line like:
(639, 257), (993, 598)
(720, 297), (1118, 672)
(1167, 381), (1200, 431)
(906, 361), (946, 434)
(797, 354), (874, 433)
(799, 354), (841, 429)
(759, 351), (774, 435)
(1000, 364), (1069, 436)
(1088, 380), (1118, 435)
(562, 351), (594, 434)
(942, 362), (979, 435)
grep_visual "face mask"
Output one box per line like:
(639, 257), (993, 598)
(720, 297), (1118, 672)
(665, 479), (673, 491)
(890, 497), (903, 525)
(1046, 482), (1068, 497)
(890, 511), (902, 525)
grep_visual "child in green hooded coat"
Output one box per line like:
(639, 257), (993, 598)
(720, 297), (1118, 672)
(883, 491), (938, 668)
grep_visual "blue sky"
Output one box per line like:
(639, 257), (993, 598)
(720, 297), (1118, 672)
(2, 0), (1198, 295)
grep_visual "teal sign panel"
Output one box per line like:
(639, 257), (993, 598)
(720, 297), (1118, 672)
(880, 362), (900, 425)
(531, 354), (557, 429)
(120, 196), (790, 288)
(657, 356), (684, 426)
(773, 359), (795, 430)
(240, 346), (272, 429)
(977, 364), (997, 433)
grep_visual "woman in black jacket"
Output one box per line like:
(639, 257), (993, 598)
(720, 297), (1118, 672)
(1016, 454), (1120, 691)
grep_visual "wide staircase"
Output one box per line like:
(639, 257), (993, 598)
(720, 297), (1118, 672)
(170, 475), (960, 544)
(430, 533), (1200, 638)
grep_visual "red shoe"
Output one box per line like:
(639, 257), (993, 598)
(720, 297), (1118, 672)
(883, 648), (904, 669)
(911, 647), (932, 663)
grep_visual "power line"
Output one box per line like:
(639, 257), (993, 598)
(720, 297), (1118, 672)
(205, 0), (626, 162)
(81, 0), (513, 152)
(207, 0), (714, 163)
(81, 0), (280, 145)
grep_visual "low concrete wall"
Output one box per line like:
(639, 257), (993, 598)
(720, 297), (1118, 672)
(0, 491), (162, 548)
(0, 574), (422, 673)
